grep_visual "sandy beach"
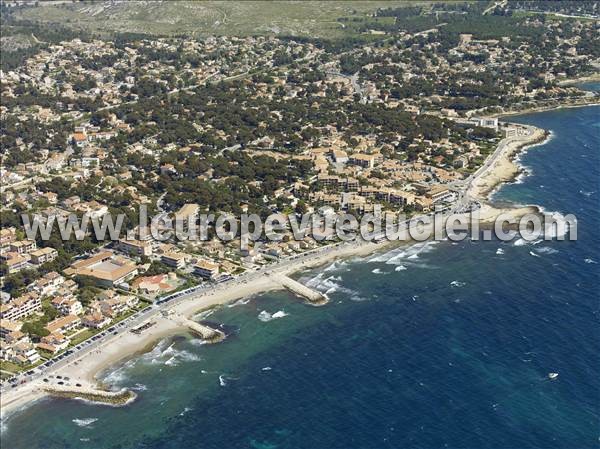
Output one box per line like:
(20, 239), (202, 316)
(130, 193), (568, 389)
(0, 238), (385, 419)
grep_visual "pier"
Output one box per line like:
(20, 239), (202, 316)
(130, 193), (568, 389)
(274, 274), (328, 306)
(43, 384), (136, 406)
(170, 314), (225, 343)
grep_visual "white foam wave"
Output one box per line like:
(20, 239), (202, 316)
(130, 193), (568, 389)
(579, 190), (595, 197)
(142, 340), (202, 366)
(536, 246), (558, 255)
(395, 265), (407, 272)
(584, 258), (597, 264)
(227, 298), (251, 308)
(371, 268), (386, 274)
(323, 260), (348, 272)
(305, 273), (367, 301)
(258, 310), (289, 322)
(102, 357), (137, 385)
(164, 356), (178, 366)
(529, 251), (541, 258)
(179, 407), (192, 416)
(369, 241), (439, 265)
(496, 248), (504, 255)
(261, 366), (272, 371)
(219, 375), (227, 387)
(537, 210), (576, 239)
(514, 238), (542, 247)
(72, 418), (98, 428)
(450, 281), (466, 288)
(194, 309), (215, 320)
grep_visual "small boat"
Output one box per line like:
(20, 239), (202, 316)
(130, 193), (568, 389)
(548, 372), (559, 380)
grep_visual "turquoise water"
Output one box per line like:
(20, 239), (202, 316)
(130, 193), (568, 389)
(2, 105), (599, 449)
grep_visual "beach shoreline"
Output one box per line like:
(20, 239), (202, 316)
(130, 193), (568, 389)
(0, 239), (386, 420)
(495, 99), (599, 119)
(0, 101), (589, 423)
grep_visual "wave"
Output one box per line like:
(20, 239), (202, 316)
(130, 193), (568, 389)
(579, 189), (595, 197)
(450, 281), (466, 288)
(261, 366), (272, 371)
(584, 258), (597, 264)
(143, 340), (201, 366)
(131, 383), (147, 392)
(72, 418), (98, 428)
(395, 265), (407, 271)
(102, 357), (138, 385)
(227, 298), (251, 308)
(218, 374), (238, 387)
(398, 241), (439, 266)
(179, 407), (192, 416)
(535, 246), (559, 255)
(194, 309), (216, 320)
(529, 251), (541, 258)
(371, 268), (387, 274)
(305, 273), (367, 301)
(496, 248), (505, 255)
(535, 208), (576, 240)
(258, 310), (289, 322)
(368, 240), (439, 265)
(323, 260), (349, 273)
(514, 238), (542, 247)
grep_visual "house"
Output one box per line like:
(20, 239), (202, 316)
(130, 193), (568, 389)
(0, 227), (17, 248)
(82, 312), (111, 329)
(131, 273), (178, 295)
(29, 247), (58, 265)
(193, 260), (219, 279)
(51, 296), (83, 316)
(45, 314), (81, 334)
(97, 295), (138, 318)
(160, 163), (176, 175)
(72, 132), (88, 148)
(30, 271), (64, 296)
(2, 252), (30, 273)
(4, 329), (28, 345)
(331, 149), (349, 163)
(9, 240), (37, 255)
(11, 342), (41, 365)
(37, 332), (70, 354)
(0, 319), (23, 340)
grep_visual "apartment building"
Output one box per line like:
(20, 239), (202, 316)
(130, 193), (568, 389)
(29, 247), (58, 265)
(193, 260), (219, 279)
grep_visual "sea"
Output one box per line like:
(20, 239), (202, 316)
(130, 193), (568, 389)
(1, 99), (598, 449)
